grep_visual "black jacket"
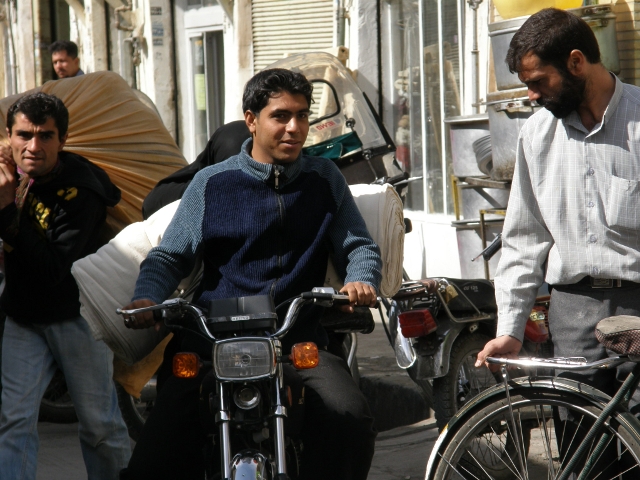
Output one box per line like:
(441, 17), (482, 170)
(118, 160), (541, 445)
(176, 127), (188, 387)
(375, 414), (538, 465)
(141, 120), (250, 219)
(0, 152), (121, 323)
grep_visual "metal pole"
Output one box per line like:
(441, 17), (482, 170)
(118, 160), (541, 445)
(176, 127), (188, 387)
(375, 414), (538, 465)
(468, 0), (483, 114)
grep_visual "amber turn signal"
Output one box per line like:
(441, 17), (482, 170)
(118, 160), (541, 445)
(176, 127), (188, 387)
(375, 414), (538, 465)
(173, 352), (201, 378)
(290, 342), (319, 369)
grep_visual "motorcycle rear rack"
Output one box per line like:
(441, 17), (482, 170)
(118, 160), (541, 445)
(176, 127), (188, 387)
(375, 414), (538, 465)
(434, 281), (495, 325)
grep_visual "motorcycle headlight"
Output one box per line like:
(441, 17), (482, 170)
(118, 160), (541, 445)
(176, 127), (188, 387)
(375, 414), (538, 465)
(213, 338), (276, 381)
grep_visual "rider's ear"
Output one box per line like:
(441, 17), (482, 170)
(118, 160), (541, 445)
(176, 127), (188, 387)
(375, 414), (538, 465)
(244, 110), (258, 135)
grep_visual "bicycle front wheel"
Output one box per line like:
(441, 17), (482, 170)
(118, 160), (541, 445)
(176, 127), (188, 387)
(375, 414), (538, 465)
(432, 386), (640, 480)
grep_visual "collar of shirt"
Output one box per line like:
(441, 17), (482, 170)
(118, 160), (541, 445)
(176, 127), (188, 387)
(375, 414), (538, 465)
(238, 138), (303, 187)
(563, 73), (623, 137)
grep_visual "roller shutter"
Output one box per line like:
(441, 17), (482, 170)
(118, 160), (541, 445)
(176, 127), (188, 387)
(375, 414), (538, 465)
(252, 0), (334, 72)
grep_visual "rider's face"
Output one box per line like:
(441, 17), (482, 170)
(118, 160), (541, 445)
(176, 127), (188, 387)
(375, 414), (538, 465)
(244, 92), (310, 165)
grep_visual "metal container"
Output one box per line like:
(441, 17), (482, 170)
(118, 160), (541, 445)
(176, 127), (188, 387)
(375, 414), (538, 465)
(487, 87), (542, 180)
(445, 114), (490, 177)
(453, 219), (503, 279)
(489, 5), (620, 91)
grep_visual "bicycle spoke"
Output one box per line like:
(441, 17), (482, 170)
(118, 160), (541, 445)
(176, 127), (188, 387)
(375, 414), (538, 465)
(437, 451), (485, 479)
(534, 404), (558, 478)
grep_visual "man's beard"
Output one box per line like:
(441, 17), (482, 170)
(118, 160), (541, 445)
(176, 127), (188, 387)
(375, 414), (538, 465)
(537, 71), (586, 119)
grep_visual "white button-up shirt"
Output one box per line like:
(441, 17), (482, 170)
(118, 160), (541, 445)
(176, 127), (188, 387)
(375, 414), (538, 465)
(495, 76), (640, 341)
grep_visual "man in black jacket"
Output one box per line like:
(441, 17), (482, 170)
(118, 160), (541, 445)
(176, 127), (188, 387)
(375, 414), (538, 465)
(0, 93), (131, 479)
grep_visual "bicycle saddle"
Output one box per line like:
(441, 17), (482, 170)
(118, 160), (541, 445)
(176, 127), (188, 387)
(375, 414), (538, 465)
(595, 315), (640, 355)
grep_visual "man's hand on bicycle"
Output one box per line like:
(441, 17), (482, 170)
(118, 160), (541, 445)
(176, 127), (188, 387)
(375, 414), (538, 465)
(122, 299), (161, 331)
(338, 282), (377, 313)
(475, 335), (522, 371)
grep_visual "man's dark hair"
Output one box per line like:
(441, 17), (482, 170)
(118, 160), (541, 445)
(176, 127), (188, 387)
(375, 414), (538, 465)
(7, 93), (69, 140)
(506, 8), (600, 75)
(48, 40), (79, 58)
(242, 68), (313, 114)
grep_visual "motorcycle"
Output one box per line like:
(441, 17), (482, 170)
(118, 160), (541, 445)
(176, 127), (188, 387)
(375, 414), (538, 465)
(381, 235), (552, 431)
(117, 287), (375, 479)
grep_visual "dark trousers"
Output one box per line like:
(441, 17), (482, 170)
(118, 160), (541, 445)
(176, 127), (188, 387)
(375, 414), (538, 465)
(548, 285), (640, 478)
(121, 348), (376, 480)
(549, 284), (640, 409)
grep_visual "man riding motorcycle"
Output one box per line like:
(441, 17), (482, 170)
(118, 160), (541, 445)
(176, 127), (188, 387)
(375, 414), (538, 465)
(119, 68), (382, 480)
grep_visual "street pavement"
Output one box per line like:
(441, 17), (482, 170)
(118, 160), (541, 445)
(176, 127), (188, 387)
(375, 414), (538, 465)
(36, 311), (436, 478)
(37, 417), (439, 479)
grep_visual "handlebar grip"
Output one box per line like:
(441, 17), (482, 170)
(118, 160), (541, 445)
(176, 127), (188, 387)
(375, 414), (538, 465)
(153, 309), (163, 322)
(332, 294), (352, 305)
(386, 171), (410, 186)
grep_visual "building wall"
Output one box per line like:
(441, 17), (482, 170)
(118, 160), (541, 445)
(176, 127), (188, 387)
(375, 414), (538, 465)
(615, 0), (640, 85)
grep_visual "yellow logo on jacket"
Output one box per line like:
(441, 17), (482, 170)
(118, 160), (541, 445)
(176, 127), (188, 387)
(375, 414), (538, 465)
(57, 187), (78, 201)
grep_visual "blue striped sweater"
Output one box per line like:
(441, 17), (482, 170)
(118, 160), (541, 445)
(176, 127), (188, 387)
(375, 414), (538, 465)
(133, 139), (382, 347)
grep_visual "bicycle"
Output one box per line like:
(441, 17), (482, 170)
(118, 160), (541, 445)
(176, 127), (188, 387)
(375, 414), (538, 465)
(425, 314), (640, 480)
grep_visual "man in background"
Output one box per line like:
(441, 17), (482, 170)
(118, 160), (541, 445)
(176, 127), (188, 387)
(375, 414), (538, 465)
(49, 40), (84, 79)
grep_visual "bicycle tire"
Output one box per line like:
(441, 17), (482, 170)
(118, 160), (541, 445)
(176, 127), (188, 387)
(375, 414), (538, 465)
(432, 333), (497, 431)
(430, 384), (640, 479)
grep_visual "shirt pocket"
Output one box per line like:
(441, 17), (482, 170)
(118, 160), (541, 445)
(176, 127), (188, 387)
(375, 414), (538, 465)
(606, 174), (640, 232)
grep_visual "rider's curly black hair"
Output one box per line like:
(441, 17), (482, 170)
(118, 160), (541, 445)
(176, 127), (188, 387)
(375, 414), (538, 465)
(6, 92), (69, 141)
(242, 68), (313, 115)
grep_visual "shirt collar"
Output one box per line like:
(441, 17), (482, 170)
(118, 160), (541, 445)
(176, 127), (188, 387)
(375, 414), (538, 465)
(564, 73), (622, 136)
(238, 138), (303, 186)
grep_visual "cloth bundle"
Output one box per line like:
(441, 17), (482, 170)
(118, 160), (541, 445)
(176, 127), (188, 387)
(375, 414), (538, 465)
(71, 200), (198, 366)
(325, 183), (405, 297)
(0, 71), (188, 235)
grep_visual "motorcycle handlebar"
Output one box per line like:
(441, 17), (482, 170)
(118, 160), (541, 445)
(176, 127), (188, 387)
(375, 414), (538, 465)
(116, 289), (377, 341)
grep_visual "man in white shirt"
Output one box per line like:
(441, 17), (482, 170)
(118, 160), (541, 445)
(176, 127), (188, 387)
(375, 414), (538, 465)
(476, 8), (640, 409)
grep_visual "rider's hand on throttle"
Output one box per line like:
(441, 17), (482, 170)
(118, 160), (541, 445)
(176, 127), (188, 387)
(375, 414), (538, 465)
(122, 299), (160, 331)
(339, 282), (377, 313)
(475, 335), (522, 372)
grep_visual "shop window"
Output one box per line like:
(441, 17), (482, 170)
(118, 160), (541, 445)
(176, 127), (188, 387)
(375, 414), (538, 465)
(381, 0), (468, 215)
(190, 31), (225, 154)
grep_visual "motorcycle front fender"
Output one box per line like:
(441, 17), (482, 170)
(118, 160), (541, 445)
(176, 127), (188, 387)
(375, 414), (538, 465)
(231, 450), (268, 480)
(407, 318), (466, 380)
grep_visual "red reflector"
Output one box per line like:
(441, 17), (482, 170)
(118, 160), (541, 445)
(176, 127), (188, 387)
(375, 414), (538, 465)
(398, 309), (437, 338)
(524, 306), (549, 343)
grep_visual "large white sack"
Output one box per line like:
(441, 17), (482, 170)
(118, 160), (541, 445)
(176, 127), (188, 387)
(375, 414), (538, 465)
(325, 184), (404, 297)
(71, 200), (198, 365)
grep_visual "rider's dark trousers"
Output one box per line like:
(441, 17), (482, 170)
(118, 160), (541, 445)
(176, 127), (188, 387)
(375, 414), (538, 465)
(548, 284), (640, 478)
(120, 336), (377, 480)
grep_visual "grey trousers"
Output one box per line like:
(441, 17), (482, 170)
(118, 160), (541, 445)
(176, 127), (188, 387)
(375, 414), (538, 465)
(549, 284), (640, 411)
